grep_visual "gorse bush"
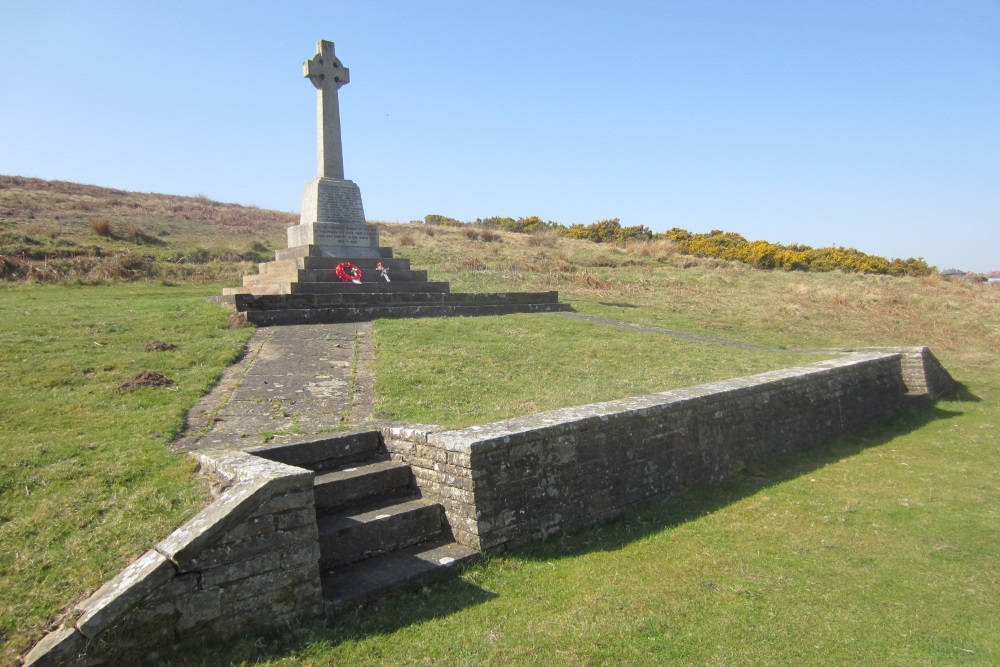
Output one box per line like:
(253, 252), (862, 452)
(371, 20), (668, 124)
(423, 214), (464, 227)
(564, 218), (654, 244)
(661, 228), (934, 277)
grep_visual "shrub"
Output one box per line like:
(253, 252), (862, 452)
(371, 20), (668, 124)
(463, 228), (480, 240)
(459, 256), (487, 270)
(563, 218), (653, 244)
(480, 230), (500, 243)
(91, 218), (114, 237)
(424, 214), (464, 227)
(658, 227), (935, 277)
(399, 233), (415, 246)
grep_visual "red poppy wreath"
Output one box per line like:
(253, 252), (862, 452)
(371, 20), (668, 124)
(335, 261), (363, 283)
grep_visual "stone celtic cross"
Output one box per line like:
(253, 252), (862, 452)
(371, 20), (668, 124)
(304, 40), (350, 180)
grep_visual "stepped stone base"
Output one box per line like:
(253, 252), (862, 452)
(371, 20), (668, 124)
(223, 243), (569, 325)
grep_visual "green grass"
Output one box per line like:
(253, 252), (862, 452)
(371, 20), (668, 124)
(3, 183), (1000, 665)
(0, 284), (253, 664)
(372, 314), (827, 428)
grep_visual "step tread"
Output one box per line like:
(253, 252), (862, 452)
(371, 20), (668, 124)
(243, 302), (572, 325)
(317, 496), (446, 568)
(245, 430), (384, 472)
(315, 459), (411, 484)
(321, 538), (479, 613)
(313, 460), (414, 514)
(317, 496), (438, 534)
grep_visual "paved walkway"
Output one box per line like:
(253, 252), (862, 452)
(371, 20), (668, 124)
(174, 321), (375, 452)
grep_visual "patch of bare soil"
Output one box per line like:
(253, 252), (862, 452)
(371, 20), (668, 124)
(117, 371), (175, 390)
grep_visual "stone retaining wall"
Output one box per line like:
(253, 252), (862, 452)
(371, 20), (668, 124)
(26, 345), (953, 664)
(24, 451), (322, 666)
(384, 352), (924, 553)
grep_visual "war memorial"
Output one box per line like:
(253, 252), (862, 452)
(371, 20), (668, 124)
(22, 41), (955, 666)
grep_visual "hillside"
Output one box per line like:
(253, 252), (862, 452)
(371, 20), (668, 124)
(2, 177), (999, 664)
(0, 175), (292, 282)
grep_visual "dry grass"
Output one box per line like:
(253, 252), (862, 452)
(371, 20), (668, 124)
(90, 217), (113, 237)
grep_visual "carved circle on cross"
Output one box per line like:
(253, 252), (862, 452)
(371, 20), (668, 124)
(304, 44), (350, 91)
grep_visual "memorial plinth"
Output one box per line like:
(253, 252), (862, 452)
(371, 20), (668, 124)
(223, 39), (567, 324)
(290, 177), (380, 257)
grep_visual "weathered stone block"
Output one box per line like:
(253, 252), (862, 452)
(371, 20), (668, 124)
(182, 525), (317, 572)
(275, 506), (317, 531)
(201, 551), (283, 588)
(21, 625), (89, 667)
(176, 589), (223, 631)
(75, 549), (175, 639)
(251, 489), (314, 516)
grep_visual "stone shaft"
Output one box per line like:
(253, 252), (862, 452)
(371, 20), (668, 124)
(304, 40), (349, 180)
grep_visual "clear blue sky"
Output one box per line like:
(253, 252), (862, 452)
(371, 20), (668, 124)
(1, 1), (997, 272)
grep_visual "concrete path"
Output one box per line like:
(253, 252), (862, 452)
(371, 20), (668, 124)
(174, 321), (375, 452)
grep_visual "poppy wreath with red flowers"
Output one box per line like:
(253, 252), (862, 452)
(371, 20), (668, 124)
(335, 261), (363, 283)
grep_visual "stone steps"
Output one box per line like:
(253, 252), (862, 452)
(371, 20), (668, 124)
(314, 460), (414, 514)
(231, 289), (570, 325)
(321, 539), (478, 614)
(236, 290), (562, 310)
(259, 257), (413, 273)
(246, 430), (385, 472)
(250, 431), (478, 614)
(223, 242), (568, 323)
(317, 496), (446, 568)
(240, 301), (571, 326)
(253, 268), (429, 283)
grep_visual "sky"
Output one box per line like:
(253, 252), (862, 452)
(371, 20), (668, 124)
(1, 1), (997, 272)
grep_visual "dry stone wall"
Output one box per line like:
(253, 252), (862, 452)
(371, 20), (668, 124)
(385, 352), (927, 553)
(23, 451), (322, 666)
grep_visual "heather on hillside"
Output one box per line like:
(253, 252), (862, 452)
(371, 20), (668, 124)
(0, 176), (934, 284)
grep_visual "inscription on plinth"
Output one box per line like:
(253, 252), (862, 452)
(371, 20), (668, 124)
(299, 177), (366, 226)
(291, 176), (380, 256)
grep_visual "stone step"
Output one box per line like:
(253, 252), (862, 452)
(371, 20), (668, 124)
(235, 290), (562, 311)
(242, 301), (572, 326)
(314, 460), (415, 515)
(289, 281), (451, 295)
(321, 538), (479, 614)
(259, 257), (413, 274)
(298, 268), (428, 283)
(242, 273), (432, 289)
(244, 430), (385, 473)
(228, 280), (453, 297)
(317, 497), (446, 569)
(248, 268), (427, 284)
(276, 245), (394, 261)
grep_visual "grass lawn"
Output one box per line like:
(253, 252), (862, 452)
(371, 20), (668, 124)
(2, 216), (998, 665)
(0, 284), (253, 665)
(372, 313), (826, 428)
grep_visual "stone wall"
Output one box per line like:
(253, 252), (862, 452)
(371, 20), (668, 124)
(384, 352), (916, 553)
(24, 451), (322, 666)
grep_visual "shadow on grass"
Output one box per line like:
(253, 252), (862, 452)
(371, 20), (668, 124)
(169, 400), (964, 666)
(597, 301), (639, 308)
(167, 578), (498, 666)
(951, 381), (982, 402)
(514, 400), (965, 563)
